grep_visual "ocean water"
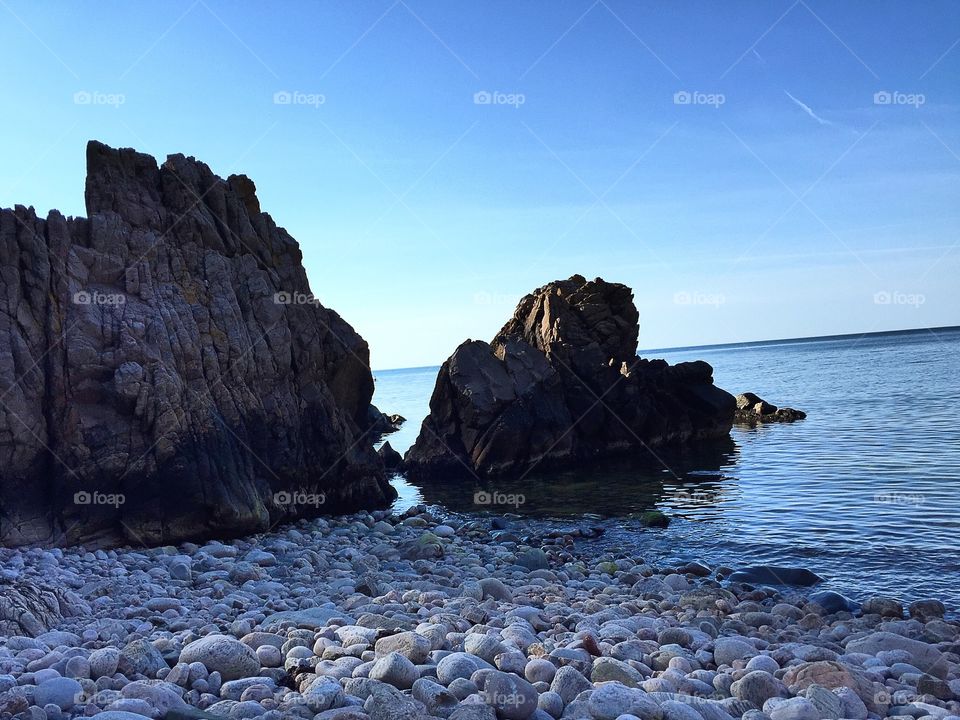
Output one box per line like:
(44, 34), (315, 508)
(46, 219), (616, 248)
(372, 327), (960, 607)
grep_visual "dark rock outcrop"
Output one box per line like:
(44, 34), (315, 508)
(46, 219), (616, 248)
(366, 404), (405, 439)
(377, 441), (403, 471)
(404, 275), (736, 478)
(0, 140), (394, 548)
(734, 392), (806, 423)
(0, 580), (91, 636)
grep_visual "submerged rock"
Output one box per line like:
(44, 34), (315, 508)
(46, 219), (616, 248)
(807, 590), (859, 614)
(0, 141), (395, 548)
(728, 566), (824, 587)
(405, 275), (736, 478)
(638, 510), (671, 528)
(734, 392), (806, 423)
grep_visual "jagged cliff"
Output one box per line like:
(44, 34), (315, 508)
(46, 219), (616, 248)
(0, 140), (394, 548)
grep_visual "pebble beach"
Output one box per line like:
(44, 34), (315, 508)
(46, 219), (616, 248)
(1, 506), (958, 720)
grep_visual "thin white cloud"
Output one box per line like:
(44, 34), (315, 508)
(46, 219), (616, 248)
(784, 90), (832, 126)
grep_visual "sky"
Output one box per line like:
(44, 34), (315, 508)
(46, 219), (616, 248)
(1, 1), (958, 369)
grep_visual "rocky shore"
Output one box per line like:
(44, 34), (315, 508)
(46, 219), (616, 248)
(1, 509), (957, 720)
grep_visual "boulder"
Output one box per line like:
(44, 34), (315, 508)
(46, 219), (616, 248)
(118, 638), (168, 677)
(405, 275), (735, 478)
(178, 633), (260, 681)
(844, 631), (949, 679)
(734, 393), (806, 423)
(0, 140), (395, 548)
(782, 661), (885, 713)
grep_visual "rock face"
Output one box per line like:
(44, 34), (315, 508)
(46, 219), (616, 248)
(0, 140), (394, 548)
(404, 275), (735, 478)
(734, 392), (806, 423)
(0, 580), (91, 637)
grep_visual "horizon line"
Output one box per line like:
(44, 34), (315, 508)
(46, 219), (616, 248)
(373, 323), (960, 374)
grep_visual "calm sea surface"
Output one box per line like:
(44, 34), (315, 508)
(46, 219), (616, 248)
(373, 327), (960, 607)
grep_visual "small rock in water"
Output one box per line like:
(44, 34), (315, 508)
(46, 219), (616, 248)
(807, 590), (859, 613)
(728, 566), (823, 586)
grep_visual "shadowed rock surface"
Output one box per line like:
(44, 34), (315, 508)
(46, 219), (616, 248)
(404, 275), (736, 479)
(0, 140), (394, 548)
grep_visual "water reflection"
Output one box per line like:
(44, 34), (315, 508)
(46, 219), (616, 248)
(399, 437), (739, 518)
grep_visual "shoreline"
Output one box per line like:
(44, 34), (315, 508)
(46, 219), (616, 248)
(1, 507), (957, 720)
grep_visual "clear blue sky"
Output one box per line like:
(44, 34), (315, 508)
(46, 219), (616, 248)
(2, 1), (958, 369)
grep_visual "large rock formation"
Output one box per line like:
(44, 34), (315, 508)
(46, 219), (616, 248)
(404, 275), (736, 478)
(0, 140), (394, 548)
